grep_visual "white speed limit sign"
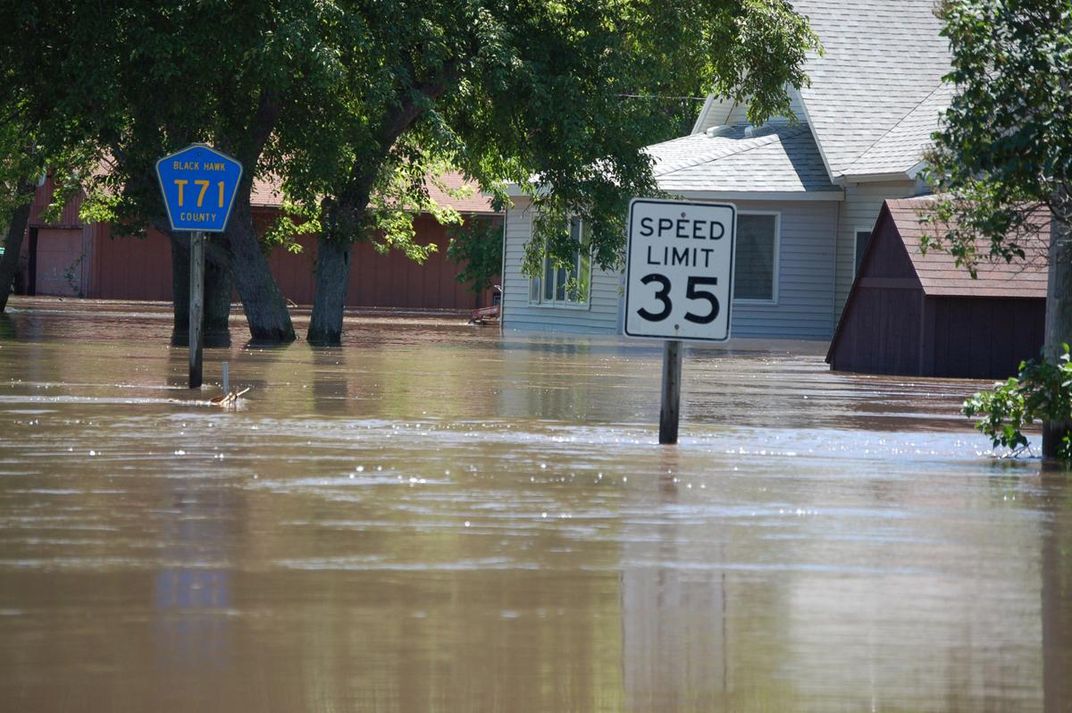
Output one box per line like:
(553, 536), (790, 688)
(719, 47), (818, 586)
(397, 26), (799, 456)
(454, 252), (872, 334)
(624, 198), (736, 341)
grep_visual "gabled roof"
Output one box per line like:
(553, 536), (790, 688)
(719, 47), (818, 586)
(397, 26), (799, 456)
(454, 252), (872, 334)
(827, 197), (1048, 365)
(646, 124), (839, 195)
(846, 84), (955, 178)
(690, 86), (808, 135)
(885, 198), (1048, 298)
(790, 0), (951, 180)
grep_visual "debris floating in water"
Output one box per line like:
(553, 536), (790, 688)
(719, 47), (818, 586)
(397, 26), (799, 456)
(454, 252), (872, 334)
(169, 387), (252, 409)
(210, 387), (251, 408)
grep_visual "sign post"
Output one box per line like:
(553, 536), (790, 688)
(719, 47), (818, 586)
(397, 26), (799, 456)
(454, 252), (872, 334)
(188, 231), (205, 387)
(660, 339), (683, 444)
(624, 198), (737, 444)
(156, 144), (243, 389)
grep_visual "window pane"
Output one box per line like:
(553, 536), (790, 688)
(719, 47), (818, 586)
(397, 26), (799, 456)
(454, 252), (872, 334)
(733, 214), (776, 300)
(855, 231), (871, 276)
(529, 276), (541, 302)
(577, 251), (591, 303)
(539, 218), (592, 306)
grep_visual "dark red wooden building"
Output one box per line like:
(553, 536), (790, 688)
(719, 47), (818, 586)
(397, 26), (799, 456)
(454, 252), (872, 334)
(19, 172), (501, 310)
(827, 198), (1047, 379)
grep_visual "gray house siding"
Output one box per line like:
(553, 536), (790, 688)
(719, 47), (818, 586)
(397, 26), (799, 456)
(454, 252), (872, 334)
(501, 197), (621, 334)
(730, 199), (838, 339)
(502, 197), (840, 340)
(834, 180), (921, 313)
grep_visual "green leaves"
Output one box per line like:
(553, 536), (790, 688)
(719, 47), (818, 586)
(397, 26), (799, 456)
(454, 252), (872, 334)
(1, 0), (819, 284)
(964, 344), (1072, 460)
(925, 0), (1072, 270)
(447, 217), (503, 295)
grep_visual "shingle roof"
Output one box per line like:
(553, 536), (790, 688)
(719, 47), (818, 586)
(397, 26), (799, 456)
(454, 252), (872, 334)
(646, 124), (839, 194)
(887, 197), (1048, 298)
(847, 84), (954, 176)
(790, 0), (952, 179)
(250, 171), (498, 214)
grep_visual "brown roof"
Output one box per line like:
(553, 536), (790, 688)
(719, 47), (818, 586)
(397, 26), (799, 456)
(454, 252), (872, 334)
(250, 171), (498, 214)
(425, 172), (498, 214)
(887, 197), (1049, 298)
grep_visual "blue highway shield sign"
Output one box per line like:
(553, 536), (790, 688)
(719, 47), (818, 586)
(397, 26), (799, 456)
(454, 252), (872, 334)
(156, 144), (243, 232)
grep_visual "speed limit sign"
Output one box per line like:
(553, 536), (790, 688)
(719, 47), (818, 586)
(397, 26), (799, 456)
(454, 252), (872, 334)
(624, 198), (736, 341)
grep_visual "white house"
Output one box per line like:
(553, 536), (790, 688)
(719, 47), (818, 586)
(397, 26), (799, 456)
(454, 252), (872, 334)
(500, 0), (952, 340)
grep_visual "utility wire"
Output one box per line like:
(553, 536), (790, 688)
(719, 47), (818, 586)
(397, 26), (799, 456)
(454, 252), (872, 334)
(615, 94), (708, 101)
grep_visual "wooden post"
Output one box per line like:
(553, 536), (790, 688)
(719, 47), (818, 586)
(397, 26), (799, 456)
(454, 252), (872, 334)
(189, 231), (204, 389)
(659, 340), (682, 444)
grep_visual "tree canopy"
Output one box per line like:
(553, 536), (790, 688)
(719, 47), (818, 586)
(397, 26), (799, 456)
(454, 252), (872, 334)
(926, 0), (1072, 457)
(925, 0), (1072, 270)
(0, 0), (820, 344)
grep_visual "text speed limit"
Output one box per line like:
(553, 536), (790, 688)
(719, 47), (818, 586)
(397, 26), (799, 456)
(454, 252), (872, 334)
(624, 198), (736, 342)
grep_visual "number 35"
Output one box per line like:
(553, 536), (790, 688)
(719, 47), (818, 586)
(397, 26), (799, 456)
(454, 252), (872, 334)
(637, 275), (720, 324)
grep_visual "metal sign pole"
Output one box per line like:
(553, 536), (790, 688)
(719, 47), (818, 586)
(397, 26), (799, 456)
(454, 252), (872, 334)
(659, 340), (683, 444)
(623, 198), (736, 446)
(189, 231), (205, 389)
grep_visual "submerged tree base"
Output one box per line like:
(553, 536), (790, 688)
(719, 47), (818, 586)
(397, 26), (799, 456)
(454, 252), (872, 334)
(308, 237), (352, 347)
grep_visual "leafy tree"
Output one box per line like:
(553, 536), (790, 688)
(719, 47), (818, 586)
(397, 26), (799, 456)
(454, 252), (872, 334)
(0, 140), (38, 314)
(963, 346), (1072, 460)
(2, 0), (818, 347)
(274, 0), (819, 344)
(0, 40), (99, 314)
(924, 0), (1072, 457)
(0, 0), (333, 342)
(447, 217), (503, 305)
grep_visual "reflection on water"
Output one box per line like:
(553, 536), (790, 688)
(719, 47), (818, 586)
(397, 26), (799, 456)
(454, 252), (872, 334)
(0, 298), (1069, 712)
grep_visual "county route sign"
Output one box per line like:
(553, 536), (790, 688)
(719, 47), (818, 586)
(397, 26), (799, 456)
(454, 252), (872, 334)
(624, 198), (736, 342)
(156, 144), (243, 232)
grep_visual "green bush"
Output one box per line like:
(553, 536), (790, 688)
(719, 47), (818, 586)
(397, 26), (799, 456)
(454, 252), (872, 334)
(963, 344), (1072, 460)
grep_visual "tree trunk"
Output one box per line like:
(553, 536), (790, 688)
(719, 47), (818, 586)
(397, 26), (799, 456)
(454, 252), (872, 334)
(170, 232), (233, 347)
(304, 69), (456, 346)
(170, 234), (189, 344)
(202, 237), (234, 347)
(225, 194), (295, 344)
(308, 236), (352, 345)
(1042, 192), (1072, 459)
(0, 196), (32, 313)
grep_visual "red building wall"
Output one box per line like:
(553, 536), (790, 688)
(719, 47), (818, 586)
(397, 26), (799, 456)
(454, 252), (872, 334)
(34, 208), (499, 309)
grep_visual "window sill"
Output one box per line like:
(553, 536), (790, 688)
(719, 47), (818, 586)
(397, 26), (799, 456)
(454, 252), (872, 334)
(733, 298), (779, 306)
(528, 301), (592, 311)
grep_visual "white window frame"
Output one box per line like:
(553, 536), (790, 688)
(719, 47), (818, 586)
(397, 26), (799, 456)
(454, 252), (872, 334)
(528, 218), (593, 310)
(733, 210), (781, 305)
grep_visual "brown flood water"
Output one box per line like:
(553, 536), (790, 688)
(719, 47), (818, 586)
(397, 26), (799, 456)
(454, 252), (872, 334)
(0, 298), (1070, 713)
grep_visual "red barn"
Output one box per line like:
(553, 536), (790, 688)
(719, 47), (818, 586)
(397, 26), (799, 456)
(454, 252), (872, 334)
(20, 172), (501, 310)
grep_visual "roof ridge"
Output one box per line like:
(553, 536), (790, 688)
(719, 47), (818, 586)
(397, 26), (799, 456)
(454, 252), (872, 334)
(844, 82), (947, 173)
(652, 125), (808, 178)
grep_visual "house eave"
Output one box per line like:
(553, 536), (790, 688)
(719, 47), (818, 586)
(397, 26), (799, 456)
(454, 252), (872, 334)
(836, 170), (914, 185)
(905, 160), (928, 180)
(668, 189), (844, 202)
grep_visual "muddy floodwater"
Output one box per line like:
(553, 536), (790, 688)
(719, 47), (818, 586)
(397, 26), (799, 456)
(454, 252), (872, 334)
(0, 299), (1070, 712)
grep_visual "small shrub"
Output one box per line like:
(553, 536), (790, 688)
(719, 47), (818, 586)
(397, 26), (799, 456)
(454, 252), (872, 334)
(963, 344), (1072, 460)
